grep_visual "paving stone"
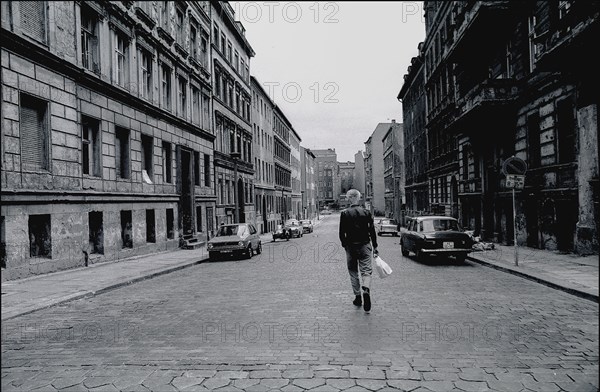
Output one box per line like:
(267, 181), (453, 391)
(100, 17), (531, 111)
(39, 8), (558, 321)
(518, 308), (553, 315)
(386, 380), (421, 391)
(485, 380), (525, 392)
(314, 370), (349, 379)
(419, 381), (454, 392)
(171, 376), (205, 390)
(201, 377), (231, 389)
(214, 371), (249, 379)
(520, 381), (561, 392)
(453, 380), (490, 391)
(88, 385), (119, 392)
(51, 378), (86, 390)
(555, 381), (598, 392)
(249, 370), (281, 379)
(293, 378), (326, 389)
(355, 378), (388, 390)
(258, 378), (290, 389)
(280, 385), (304, 392)
(326, 379), (356, 389)
(282, 370), (315, 378)
(422, 372), (458, 381)
(308, 385), (340, 392)
(232, 379), (261, 389)
(83, 378), (113, 389)
(342, 387), (371, 392)
(348, 369), (386, 380)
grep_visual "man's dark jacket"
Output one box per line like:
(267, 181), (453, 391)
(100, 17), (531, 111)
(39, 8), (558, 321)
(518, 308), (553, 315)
(339, 205), (378, 248)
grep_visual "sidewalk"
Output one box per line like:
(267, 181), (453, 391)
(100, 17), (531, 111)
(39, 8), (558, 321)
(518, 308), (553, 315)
(1, 247), (209, 321)
(468, 244), (599, 302)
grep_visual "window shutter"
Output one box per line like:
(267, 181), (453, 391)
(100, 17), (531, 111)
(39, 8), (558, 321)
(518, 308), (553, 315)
(20, 1), (46, 43)
(20, 100), (47, 170)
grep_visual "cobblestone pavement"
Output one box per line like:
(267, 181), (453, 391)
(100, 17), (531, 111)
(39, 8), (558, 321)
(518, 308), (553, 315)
(2, 214), (598, 391)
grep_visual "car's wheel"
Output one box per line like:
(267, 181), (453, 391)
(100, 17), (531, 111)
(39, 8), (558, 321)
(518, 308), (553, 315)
(246, 245), (253, 259)
(209, 251), (218, 261)
(377, 231), (381, 236)
(455, 253), (466, 263)
(416, 249), (427, 262)
(257, 242), (262, 254)
(401, 242), (409, 257)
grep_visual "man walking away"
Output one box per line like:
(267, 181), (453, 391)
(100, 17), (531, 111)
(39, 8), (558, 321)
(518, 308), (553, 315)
(339, 189), (378, 313)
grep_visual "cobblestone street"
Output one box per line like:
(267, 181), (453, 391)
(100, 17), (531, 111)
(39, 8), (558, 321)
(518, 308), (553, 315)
(1, 214), (598, 391)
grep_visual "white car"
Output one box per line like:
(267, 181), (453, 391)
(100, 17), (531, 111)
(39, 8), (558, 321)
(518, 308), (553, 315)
(377, 218), (399, 236)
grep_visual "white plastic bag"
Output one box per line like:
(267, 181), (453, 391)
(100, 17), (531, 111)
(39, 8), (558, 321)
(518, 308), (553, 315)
(374, 255), (392, 278)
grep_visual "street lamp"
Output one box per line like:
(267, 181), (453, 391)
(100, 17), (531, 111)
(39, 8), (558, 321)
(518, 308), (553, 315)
(230, 151), (241, 223)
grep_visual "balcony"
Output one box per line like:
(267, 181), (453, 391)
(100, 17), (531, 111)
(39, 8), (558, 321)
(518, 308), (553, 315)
(446, 1), (515, 63)
(534, 2), (599, 71)
(453, 78), (520, 128)
(523, 163), (578, 191)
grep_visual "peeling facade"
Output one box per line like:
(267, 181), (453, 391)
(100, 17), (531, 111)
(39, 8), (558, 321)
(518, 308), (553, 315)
(417, 1), (598, 254)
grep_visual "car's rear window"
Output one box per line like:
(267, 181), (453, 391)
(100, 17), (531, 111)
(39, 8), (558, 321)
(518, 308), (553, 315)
(422, 219), (459, 232)
(216, 225), (246, 237)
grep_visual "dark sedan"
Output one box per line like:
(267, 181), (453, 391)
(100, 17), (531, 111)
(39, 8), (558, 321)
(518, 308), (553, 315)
(400, 216), (473, 262)
(272, 224), (291, 241)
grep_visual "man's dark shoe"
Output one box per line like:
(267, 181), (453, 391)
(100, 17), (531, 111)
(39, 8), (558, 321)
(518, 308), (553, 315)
(362, 287), (371, 313)
(353, 295), (362, 306)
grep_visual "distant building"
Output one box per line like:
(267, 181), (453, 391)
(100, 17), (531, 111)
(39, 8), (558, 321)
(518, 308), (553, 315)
(301, 148), (317, 220)
(312, 149), (338, 209)
(273, 105), (293, 222)
(382, 122), (404, 221)
(398, 42), (428, 217)
(365, 121), (398, 216)
(290, 128), (302, 220)
(338, 161), (355, 208)
(353, 151), (365, 194)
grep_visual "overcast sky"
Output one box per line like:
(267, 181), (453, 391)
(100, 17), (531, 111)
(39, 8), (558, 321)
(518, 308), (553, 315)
(231, 1), (426, 162)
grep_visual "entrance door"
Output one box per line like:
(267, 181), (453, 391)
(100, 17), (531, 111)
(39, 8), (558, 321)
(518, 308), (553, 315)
(237, 178), (245, 223)
(206, 206), (214, 239)
(179, 148), (194, 237)
(525, 197), (539, 248)
(262, 196), (268, 233)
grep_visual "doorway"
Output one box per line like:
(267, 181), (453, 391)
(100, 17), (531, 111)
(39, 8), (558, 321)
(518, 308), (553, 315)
(237, 178), (245, 223)
(179, 148), (194, 237)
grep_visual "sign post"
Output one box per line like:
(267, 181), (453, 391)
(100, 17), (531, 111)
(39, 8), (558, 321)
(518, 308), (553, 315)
(502, 157), (527, 266)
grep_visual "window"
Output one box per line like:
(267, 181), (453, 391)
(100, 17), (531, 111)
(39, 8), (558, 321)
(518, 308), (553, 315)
(146, 209), (156, 243)
(227, 41), (232, 63)
(162, 141), (172, 183)
(20, 1), (47, 43)
(526, 113), (541, 167)
(160, 1), (169, 29)
(234, 51), (239, 72)
(557, 98), (576, 163)
(528, 15), (537, 72)
(190, 22), (198, 60)
(29, 214), (51, 258)
(113, 31), (128, 87)
(141, 134), (154, 181)
(81, 6), (99, 72)
(196, 206), (203, 232)
(192, 86), (200, 124)
(220, 33), (226, 53)
(166, 208), (175, 239)
(115, 127), (130, 179)
(120, 210), (133, 248)
(204, 153), (211, 187)
(178, 76), (187, 117)
(161, 64), (172, 110)
(20, 93), (49, 171)
(140, 49), (152, 100)
(175, 7), (184, 45)
(194, 151), (201, 186)
(200, 34), (208, 66)
(82, 116), (101, 177)
(202, 93), (210, 128)
(240, 58), (245, 78)
(213, 24), (219, 48)
(88, 211), (104, 255)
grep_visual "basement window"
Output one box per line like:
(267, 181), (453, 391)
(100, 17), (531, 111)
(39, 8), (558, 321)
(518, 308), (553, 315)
(141, 134), (154, 183)
(29, 214), (52, 258)
(146, 209), (156, 243)
(166, 208), (175, 239)
(120, 210), (133, 248)
(196, 206), (203, 232)
(88, 211), (104, 255)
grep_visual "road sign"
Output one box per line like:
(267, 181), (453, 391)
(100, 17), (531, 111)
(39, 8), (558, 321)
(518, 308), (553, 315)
(505, 174), (525, 189)
(502, 156), (528, 176)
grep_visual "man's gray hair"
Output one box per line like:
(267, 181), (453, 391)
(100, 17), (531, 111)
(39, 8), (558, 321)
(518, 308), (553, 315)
(346, 189), (361, 202)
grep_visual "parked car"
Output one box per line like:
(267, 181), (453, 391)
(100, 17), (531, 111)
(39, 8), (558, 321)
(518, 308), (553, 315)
(320, 210), (332, 215)
(272, 224), (291, 241)
(400, 216), (473, 262)
(376, 218), (399, 236)
(285, 219), (303, 238)
(208, 223), (261, 260)
(299, 220), (314, 233)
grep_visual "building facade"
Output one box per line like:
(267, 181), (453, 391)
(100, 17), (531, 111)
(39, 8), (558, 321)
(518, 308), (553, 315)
(273, 105), (292, 222)
(210, 1), (254, 226)
(353, 151), (365, 194)
(364, 122), (394, 216)
(398, 43), (429, 217)
(338, 161), (355, 208)
(290, 127), (302, 220)
(382, 121), (404, 221)
(312, 149), (338, 209)
(300, 148), (317, 220)
(1, 1), (216, 279)
(250, 76), (276, 233)
(420, 1), (598, 254)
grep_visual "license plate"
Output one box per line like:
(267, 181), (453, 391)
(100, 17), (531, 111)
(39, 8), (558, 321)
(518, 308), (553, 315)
(443, 242), (454, 249)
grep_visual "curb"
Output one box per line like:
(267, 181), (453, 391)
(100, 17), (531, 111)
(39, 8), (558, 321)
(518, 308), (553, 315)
(1, 256), (209, 321)
(467, 255), (599, 303)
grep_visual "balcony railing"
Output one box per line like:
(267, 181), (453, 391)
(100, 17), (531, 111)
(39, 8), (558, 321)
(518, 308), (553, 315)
(453, 78), (520, 125)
